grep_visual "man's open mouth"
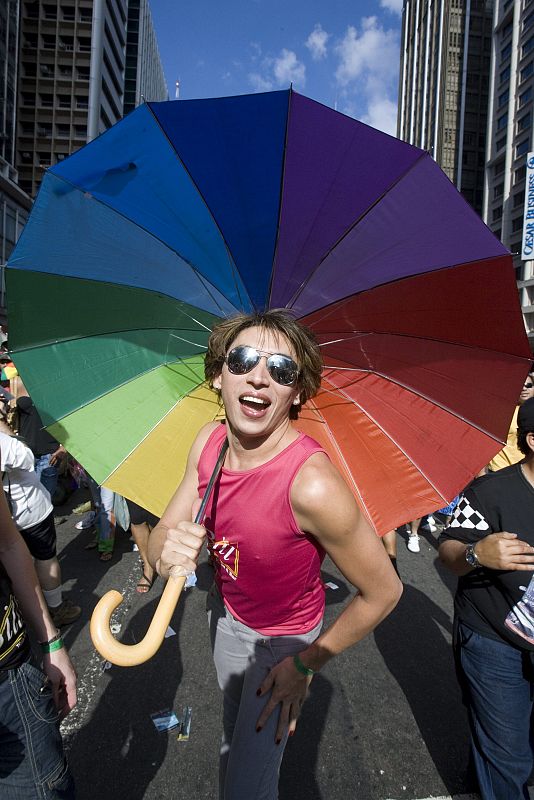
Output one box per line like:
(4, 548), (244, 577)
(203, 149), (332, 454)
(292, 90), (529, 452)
(239, 395), (271, 411)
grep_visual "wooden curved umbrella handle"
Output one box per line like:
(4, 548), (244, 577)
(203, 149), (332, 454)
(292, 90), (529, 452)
(89, 438), (229, 667)
(90, 575), (186, 667)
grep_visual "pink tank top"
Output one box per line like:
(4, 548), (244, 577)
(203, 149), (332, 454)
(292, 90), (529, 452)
(198, 423), (327, 635)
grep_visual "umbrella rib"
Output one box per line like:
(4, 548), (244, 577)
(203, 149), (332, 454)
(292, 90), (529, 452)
(146, 102), (252, 313)
(266, 87), (292, 309)
(285, 150), (429, 310)
(314, 324), (532, 362)
(306, 398), (371, 521)
(47, 170), (245, 319)
(99, 381), (212, 487)
(298, 254), (515, 331)
(320, 369), (506, 446)
(319, 379), (449, 502)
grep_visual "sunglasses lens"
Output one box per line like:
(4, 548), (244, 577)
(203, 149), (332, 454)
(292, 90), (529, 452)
(267, 355), (298, 386)
(225, 346), (298, 386)
(226, 346), (259, 375)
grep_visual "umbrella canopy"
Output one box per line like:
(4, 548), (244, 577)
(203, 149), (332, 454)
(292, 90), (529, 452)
(6, 89), (531, 534)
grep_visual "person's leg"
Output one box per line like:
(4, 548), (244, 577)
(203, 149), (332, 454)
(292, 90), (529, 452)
(407, 517), (421, 552)
(458, 621), (533, 800)
(131, 521), (154, 592)
(0, 661), (75, 799)
(20, 514), (80, 628)
(207, 584), (321, 800)
(382, 530), (399, 575)
(93, 486), (115, 561)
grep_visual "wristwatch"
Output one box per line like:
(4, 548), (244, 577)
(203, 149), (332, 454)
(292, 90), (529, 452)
(465, 543), (480, 568)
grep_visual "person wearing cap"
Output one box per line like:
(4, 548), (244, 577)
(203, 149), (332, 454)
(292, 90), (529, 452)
(438, 396), (534, 800)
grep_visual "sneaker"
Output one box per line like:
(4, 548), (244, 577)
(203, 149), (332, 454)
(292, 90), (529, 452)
(49, 599), (81, 627)
(75, 510), (96, 530)
(407, 534), (420, 553)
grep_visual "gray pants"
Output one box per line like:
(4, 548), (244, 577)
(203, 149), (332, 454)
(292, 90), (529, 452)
(207, 584), (322, 800)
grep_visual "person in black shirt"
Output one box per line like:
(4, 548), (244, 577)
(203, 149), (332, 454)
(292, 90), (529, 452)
(438, 396), (534, 800)
(0, 471), (76, 797)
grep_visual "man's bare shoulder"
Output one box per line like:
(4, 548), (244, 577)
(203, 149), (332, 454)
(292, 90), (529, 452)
(291, 452), (359, 533)
(189, 421), (224, 468)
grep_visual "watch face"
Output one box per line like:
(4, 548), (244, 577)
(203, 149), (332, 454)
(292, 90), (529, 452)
(465, 546), (477, 566)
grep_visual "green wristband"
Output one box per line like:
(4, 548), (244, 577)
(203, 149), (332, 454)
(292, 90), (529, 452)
(41, 637), (64, 654)
(293, 653), (314, 676)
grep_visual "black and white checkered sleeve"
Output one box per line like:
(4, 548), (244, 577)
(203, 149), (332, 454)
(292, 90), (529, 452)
(438, 491), (491, 545)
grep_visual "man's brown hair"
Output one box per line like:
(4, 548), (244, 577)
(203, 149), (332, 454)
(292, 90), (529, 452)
(205, 310), (323, 419)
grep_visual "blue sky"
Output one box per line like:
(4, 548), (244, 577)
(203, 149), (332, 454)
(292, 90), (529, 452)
(149, 0), (403, 135)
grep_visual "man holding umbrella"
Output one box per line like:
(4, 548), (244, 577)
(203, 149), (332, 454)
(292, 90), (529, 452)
(149, 310), (402, 800)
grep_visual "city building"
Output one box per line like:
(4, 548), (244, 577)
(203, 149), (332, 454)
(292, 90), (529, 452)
(123, 0), (168, 116)
(483, 0), (534, 344)
(15, 0), (167, 198)
(398, 1), (494, 217)
(0, 0), (32, 324)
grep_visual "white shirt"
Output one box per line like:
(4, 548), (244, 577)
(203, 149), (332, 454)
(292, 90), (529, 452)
(0, 432), (53, 530)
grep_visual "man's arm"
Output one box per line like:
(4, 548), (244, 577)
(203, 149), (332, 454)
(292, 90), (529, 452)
(0, 487), (76, 718)
(256, 453), (402, 739)
(439, 533), (534, 575)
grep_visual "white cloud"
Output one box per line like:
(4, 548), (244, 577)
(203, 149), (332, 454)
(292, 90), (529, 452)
(362, 97), (398, 135)
(305, 24), (330, 61)
(335, 17), (398, 86)
(248, 72), (274, 92)
(334, 17), (399, 135)
(380, 0), (403, 13)
(248, 48), (305, 93)
(273, 49), (306, 86)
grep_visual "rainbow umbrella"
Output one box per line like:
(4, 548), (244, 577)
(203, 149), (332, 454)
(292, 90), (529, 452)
(6, 89), (531, 534)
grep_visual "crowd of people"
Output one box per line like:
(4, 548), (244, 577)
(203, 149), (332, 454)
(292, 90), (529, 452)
(0, 317), (532, 800)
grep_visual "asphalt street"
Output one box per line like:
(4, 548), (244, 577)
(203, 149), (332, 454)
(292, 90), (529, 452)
(49, 489), (510, 800)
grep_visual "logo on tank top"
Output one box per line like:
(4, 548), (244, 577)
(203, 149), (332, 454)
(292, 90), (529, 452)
(206, 529), (239, 580)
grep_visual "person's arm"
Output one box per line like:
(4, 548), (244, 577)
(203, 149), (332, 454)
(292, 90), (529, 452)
(147, 423), (218, 578)
(0, 430), (34, 471)
(256, 453), (402, 740)
(49, 444), (67, 466)
(439, 532), (534, 576)
(0, 488), (76, 718)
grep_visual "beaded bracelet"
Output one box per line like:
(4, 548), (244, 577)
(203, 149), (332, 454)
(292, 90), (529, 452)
(293, 653), (314, 676)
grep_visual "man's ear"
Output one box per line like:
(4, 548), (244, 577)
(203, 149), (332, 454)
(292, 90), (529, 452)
(527, 431), (534, 453)
(212, 374), (222, 391)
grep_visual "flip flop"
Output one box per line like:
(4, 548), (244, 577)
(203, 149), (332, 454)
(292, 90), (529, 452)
(99, 551), (113, 562)
(136, 572), (155, 593)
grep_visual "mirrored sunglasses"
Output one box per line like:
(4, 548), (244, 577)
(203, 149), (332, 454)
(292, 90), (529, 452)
(225, 345), (299, 386)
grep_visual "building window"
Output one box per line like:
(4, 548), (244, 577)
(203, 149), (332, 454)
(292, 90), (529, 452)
(500, 64), (511, 83)
(519, 87), (533, 106)
(498, 89), (509, 108)
(521, 61), (534, 81)
(494, 183), (504, 198)
(501, 41), (512, 62)
(514, 190), (526, 208)
(497, 112), (508, 130)
(512, 216), (524, 232)
(492, 206), (503, 221)
(516, 165), (527, 183)
(517, 139), (530, 157)
(518, 112), (532, 131)
(494, 159), (506, 176)
(524, 11), (534, 32)
(56, 124), (70, 138)
(496, 136), (506, 151)
(522, 35), (534, 57)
